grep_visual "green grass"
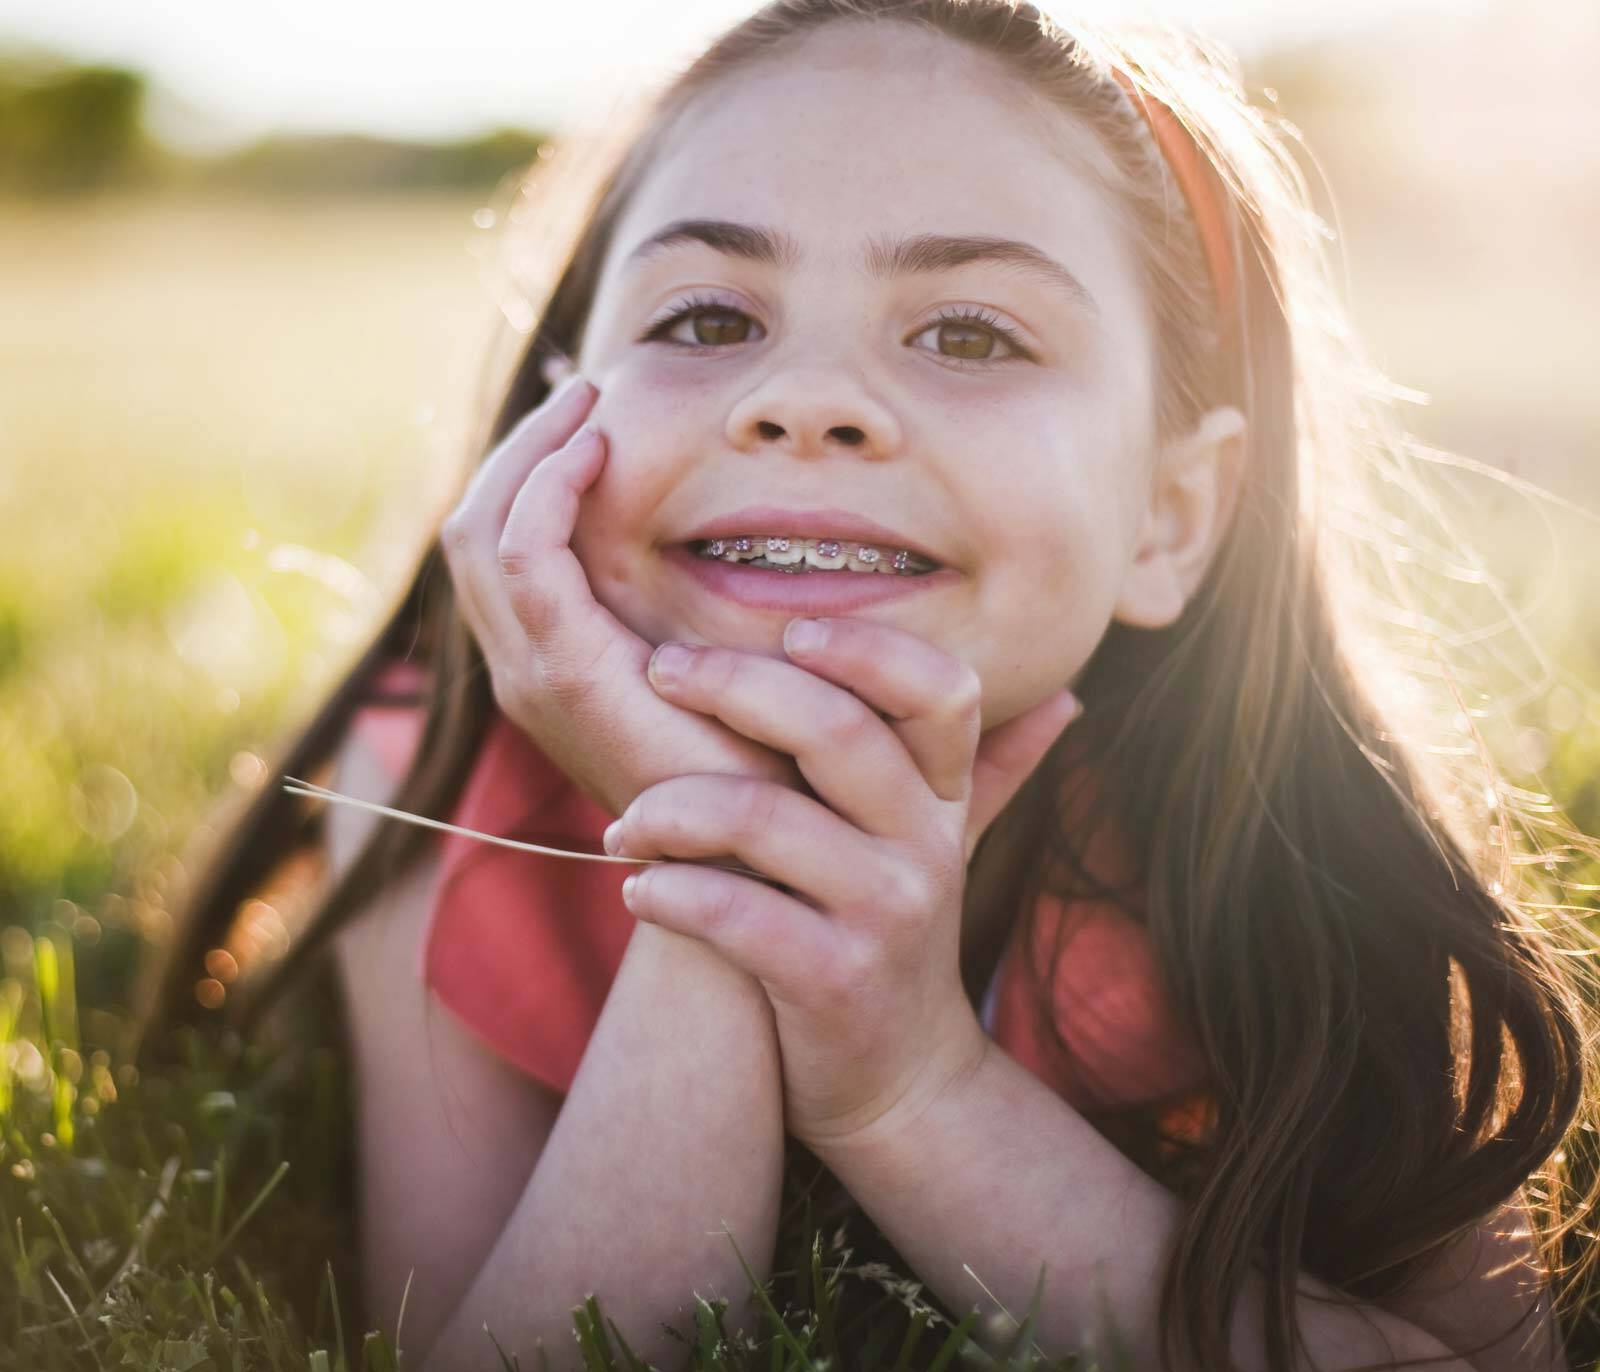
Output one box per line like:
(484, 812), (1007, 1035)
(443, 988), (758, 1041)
(1, 919), (1118, 1371)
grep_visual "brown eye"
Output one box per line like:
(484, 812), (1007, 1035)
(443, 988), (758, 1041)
(685, 309), (751, 346)
(935, 322), (997, 360)
(642, 299), (760, 349)
(910, 307), (1032, 366)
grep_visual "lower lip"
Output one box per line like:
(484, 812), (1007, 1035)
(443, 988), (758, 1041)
(664, 545), (959, 614)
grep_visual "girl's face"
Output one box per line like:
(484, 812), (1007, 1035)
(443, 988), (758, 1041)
(569, 23), (1226, 728)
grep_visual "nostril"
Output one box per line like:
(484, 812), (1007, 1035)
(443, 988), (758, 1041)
(756, 421), (784, 440)
(830, 426), (866, 445)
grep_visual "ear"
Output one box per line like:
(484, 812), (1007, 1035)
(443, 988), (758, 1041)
(1113, 406), (1248, 630)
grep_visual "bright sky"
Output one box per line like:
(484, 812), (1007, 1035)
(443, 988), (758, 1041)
(2, 0), (1486, 147)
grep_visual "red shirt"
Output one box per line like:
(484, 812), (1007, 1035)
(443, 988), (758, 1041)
(351, 660), (1216, 1152)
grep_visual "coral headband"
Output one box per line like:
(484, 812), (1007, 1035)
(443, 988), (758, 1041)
(1110, 67), (1238, 330)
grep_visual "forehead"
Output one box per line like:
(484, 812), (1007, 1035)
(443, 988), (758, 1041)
(599, 21), (1140, 309)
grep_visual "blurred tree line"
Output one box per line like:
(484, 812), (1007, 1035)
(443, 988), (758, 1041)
(0, 50), (548, 194)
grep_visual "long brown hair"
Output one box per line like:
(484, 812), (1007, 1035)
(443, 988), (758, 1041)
(129, 3), (1600, 1367)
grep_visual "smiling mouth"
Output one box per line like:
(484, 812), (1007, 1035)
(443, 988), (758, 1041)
(688, 535), (940, 576)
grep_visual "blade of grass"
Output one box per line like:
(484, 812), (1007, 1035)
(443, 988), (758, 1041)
(205, 1159), (289, 1265)
(239, 1257), (289, 1372)
(44, 1264), (107, 1372)
(853, 1315), (898, 1370)
(603, 1312), (652, 1372)
(361, 1329), (399, 1372)
(211, 1143), (227, 1246)
(573, 1294), (615, 1369)
(185, 1269), (225, 1341)
(695, 1295), (722, 1364)
(991, 1263), (1049, 1365)
(718, 1223), (819, 1372)
(101, 1153), (180, 1302)
(961, 1261), (1055, 1367)
(924, 1307), (980, 1372)
(892, 1307), (931, 1372)
(393, 1265), (414, 1363)
(38, 1202), (97, 1304)
(230, 1299), (245, 1372)
(483, 1321), (524, 1370)
(326, 1260), (348, 1372)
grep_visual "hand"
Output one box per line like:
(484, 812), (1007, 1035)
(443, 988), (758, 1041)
(440, 371), (804, 818)
(599, 617), (1082, 1151)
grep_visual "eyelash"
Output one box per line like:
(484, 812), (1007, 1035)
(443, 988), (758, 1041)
(637, 292), (1035, 367)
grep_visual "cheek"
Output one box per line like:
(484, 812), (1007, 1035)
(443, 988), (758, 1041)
(961, 439), (1137, 722)
(570, 363), (697, 549)
(566, 363), (705, 631)
(974, 415), (1135, 607)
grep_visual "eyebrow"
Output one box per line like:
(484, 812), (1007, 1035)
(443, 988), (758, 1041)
(622, 217), (1099, 318)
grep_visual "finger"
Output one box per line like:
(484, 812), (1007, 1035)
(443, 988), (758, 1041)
(779, 617), (982, 805)
(497, 422), (621, 659)
(645, 641), (937, 842)
(965, 689), (1082, 858)
(621, 860), (839, 1001)
(443, 374), (597, 647)
(460, 372), (596, 529)
(608, 773), (920, 919)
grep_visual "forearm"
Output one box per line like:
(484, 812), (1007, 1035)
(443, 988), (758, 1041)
(421, 923), (785, 1371)
(816, 1037), (1469, 1372)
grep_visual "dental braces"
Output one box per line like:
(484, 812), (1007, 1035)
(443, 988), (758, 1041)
(698, 537), (931, 574)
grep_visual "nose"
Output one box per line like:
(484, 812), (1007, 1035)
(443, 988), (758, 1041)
(724, 362), (903, 460)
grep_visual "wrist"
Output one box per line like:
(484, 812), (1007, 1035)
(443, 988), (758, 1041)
(800, 1007), (990, 1162)
(628, 921), (773, 1007)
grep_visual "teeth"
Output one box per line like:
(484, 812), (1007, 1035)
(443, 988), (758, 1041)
(692, 535), (936, 575)
(763, 536), (804, 565)
(804, 540), (848, 570)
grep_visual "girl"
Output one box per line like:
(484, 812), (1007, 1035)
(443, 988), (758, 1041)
(129, 3), (1598, 1369)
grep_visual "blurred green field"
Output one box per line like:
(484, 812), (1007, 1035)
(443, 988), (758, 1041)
(1, 175), (1597, 1042)
(0, 192), (503, 1022)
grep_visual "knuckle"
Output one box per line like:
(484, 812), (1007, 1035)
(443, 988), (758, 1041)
(440, 513), (474, 560)
(873, 859), (931, 921)
(496, 536), (536, 583)
(687, 646), (740, 696)
(500, 558), (556, 631)
(700, 877), (745, 939)
(824, 936), (881, 1007)
(817, 698), (875, 751)
(631, 781), (685, 843)
(488, 663), (534, 719)
(730, 777), (784, 843)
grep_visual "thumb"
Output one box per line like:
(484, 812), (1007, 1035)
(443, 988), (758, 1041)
(964, 689), (1082, 858)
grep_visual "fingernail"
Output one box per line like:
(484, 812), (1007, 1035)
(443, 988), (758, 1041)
(784, 618), (826, 655)
(622, 873), (639, 906)
(602, 820), (622, 854)
(568, 422), (601, 451)
(648, 642), (691, 688)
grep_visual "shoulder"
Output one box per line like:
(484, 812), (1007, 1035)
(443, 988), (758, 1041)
(1371, 1195), (1568, 1371)
(324, 656), (435, 860)
(324, 662), (438, 950)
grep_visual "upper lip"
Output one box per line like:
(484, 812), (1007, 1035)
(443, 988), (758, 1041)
(679, 505), (948, 567)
